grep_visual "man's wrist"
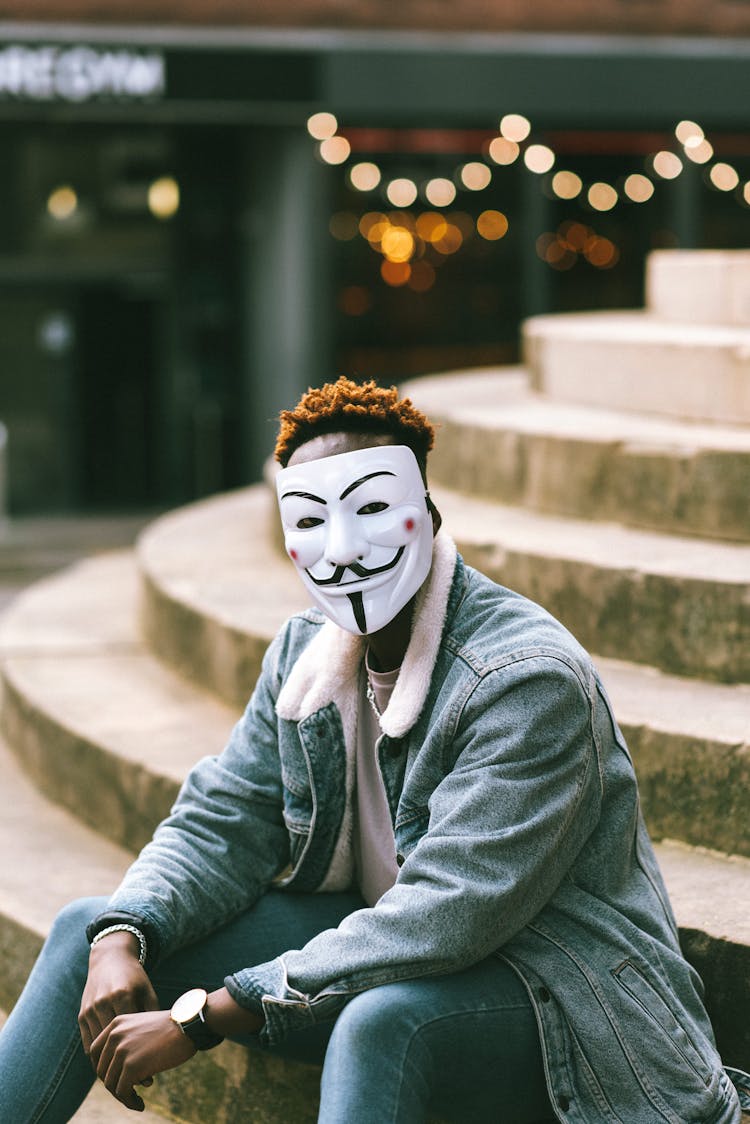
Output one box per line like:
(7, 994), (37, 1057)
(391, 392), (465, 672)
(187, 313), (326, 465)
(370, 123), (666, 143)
(89, 928), (144, 962)
(90, 923), (147, 965)
(205, 988), (264, 1037)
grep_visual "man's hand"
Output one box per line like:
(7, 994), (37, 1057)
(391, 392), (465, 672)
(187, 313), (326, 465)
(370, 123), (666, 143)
(79, 931), (159, 1055)
(89, 1010), (195, 1112)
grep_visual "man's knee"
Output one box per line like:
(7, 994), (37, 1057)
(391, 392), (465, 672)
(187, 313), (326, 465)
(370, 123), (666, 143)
(329, 981), (417, 1054)
(47, 896), (108, 958)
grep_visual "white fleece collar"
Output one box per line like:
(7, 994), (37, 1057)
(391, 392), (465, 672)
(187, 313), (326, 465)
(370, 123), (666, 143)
(275, 530), (458, 738)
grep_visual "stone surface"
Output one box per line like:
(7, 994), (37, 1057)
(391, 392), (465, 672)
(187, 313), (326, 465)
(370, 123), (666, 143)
(436, 488), (750, 684)
(647, 249), (750, 326)
(4, 525), (747, 859)
(0, 553), (239, 851)
(140, 484), (750, 686)
(523, 311), (750, 424)
(138, 492), (307, 709)
(402, 368), (750, 541)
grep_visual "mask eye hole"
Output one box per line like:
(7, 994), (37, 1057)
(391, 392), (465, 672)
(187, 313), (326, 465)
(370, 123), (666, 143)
(296, 516), (324, 529)
(357, 501), (388, 515)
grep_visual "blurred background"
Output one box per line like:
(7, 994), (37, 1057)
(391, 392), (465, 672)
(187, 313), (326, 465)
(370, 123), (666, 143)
(1, 0), (749, 516)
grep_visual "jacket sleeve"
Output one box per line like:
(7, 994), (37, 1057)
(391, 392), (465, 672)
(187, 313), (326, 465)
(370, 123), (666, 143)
(226, 654), (604, 1046)
(102, 632), (291, 961)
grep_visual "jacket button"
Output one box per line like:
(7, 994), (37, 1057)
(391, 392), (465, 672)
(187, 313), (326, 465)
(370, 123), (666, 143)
(557, 1095), (570, 1112)
(538, 987), (551, 1003)
(396, 853), (405, 867)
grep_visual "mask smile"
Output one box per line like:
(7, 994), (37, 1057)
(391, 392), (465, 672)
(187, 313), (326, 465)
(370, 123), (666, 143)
(307, 547), (405, 589)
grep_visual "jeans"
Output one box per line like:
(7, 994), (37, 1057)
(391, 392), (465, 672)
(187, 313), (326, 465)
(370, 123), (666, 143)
(0, 891), (555, 1124)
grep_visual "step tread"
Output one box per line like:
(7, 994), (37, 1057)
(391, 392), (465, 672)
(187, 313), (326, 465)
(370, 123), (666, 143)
(404, 368), (750, 451)
(525, 309), (750, 346)
(7, 515), (747, 753)
(433, 486), (750, 583)
(0, 735), (130, 937)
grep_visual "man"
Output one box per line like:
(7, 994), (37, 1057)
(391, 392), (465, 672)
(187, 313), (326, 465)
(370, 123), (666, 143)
(0, 377), (744, 1122)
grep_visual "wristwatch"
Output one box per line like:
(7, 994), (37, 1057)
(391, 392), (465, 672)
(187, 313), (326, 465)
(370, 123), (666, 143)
(170, 988), (224, 1051)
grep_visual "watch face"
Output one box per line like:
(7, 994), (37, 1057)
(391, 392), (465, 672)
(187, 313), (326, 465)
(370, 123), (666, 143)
(171, 987), (207, 1025)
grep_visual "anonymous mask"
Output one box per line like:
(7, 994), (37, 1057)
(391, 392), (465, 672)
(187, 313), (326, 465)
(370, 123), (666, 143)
(276, 444), (434, 635)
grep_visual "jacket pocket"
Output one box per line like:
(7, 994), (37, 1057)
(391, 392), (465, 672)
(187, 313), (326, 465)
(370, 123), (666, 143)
(612, 960), (712, 1087)
(281, 770), (313, 866)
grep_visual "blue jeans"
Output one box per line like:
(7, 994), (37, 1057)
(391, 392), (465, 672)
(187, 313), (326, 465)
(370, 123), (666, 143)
(0, 892), (555, 1124)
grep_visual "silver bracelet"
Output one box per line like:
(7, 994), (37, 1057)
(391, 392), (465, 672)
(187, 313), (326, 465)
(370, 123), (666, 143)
(90, 923), (147, 966)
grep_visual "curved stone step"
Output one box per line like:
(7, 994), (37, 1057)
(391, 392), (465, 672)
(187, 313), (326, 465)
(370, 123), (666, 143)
(0, 735), (321, 1124)
(523, 310), (750, 424)
(0, 729), (746, 1100)
(402, 368), (750, 542)
(143, 485), (749, 686)
(646, 249), (750, 326)
(436, 486), (750, 684)
(4, 516), (742, 856)
(0, 552), (240, 854)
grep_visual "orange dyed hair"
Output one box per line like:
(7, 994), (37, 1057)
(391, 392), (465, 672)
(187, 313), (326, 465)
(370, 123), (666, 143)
(275, 376), (435, 469)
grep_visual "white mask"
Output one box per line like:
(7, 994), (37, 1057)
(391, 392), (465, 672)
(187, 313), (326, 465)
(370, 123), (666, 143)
(276, 444), (434, 635)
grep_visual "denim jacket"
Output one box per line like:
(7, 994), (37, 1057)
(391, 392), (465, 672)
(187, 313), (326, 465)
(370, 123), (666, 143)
(107, 532), (742, 1123)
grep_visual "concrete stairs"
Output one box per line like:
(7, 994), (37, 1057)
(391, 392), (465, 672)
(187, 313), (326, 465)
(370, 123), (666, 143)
(0, 247), (749, 1119)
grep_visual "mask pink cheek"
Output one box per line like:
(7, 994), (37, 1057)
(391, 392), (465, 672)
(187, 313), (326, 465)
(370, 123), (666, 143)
(285, 535), (322, 570)
(367, 507), (423, 547)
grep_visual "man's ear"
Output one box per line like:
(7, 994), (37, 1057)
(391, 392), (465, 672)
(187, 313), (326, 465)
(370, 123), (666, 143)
(426, 493), (442, 536)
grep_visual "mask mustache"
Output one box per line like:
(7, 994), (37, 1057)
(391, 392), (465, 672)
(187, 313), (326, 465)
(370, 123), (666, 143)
(307, 546), (405, 587)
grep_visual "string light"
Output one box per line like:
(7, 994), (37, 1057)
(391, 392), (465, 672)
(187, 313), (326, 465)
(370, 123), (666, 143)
(306, 109), (750, 288)
(349, 162), (381, 191)
(424, 178), (456, 207)
(710, 163), (740, 191)
(307, 112), (338, 140)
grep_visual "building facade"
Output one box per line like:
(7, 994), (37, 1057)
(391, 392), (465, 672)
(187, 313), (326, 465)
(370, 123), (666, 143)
(1, 11), (749, 511)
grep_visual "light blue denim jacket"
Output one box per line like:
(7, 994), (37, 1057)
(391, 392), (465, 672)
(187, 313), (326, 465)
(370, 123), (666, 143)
(107, 533), (742, 1123)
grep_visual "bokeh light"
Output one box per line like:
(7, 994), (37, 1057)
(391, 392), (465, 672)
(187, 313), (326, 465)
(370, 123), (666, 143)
(675, 120), (703, 145)
(386, 178), (418, 207)
(488, 137), (520, 165)
(684, 139), (713, 165)
(551, 171), (583, 200)
(476, 210), (509, 240)
(500, 114), (531, 142)
(47, 185), (78, 220)
(524, 145), (555, 174)
(319, 136), (351, 165)
(584, 236), (620, 268)
(710, 163), (740, 191)
(416, 212), (447, 242)
(381, 260), (411, 286)
(148, 176), (180, 219)
(408, 260), (436, 292)
(652, 151), (683, 179)
(424, 178), (457, 207)
(623, 174), (654, 203)
(349, 162), (381, 191)
(307, 112), (338, 140)
(381, 226), (415, 263)
(587, 182), (618, 211)
(460, 162), (492, 190)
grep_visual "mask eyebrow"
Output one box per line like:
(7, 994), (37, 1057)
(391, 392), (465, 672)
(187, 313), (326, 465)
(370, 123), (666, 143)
(339, 471), (395, 501)
(280, 490), (327, 504)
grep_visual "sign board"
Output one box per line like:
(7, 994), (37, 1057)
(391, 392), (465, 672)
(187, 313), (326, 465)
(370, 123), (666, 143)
(0, 45), (165, 102)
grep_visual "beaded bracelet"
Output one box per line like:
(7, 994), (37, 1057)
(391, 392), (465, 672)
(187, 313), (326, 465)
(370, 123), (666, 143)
(90, 923), (148, 966)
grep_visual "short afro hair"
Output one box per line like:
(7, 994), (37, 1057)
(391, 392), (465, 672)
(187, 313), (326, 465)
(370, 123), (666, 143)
(275, 376), (435, 470)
